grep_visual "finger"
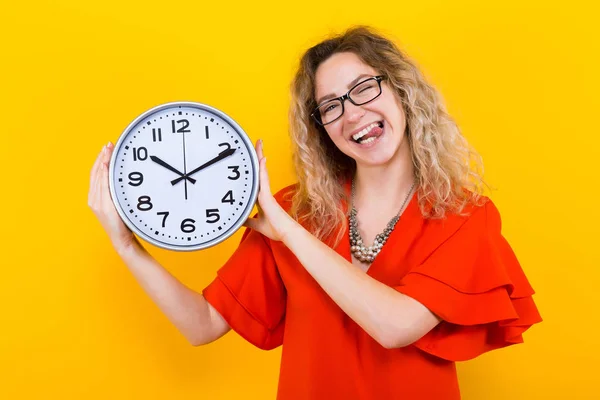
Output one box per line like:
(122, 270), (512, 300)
(90, 145), (106, 189)
(257, 141), (271, 194)
(98, 152), (109, 206)
(89, 146), (106, 204)
(98, 143), (115, 207)
(90, 145), (104, 182)
(256, 139), (263, 160)
(100, 142), (115, 180)
(104, 141), (114, 165)
(100, 159), (120, 220)
(242, 217), (257, 230)
(92, 142), (113, 190)
(258, 156), (271, 195)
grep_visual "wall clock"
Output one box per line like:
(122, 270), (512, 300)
(108, 101), (259, 251)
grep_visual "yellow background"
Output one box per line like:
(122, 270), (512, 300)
(1, 0), (598, 398)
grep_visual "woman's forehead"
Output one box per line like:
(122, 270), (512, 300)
(314, 52), (378, 100)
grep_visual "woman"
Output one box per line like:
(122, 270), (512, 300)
(88, 26), (541, 399)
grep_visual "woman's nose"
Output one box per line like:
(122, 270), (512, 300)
(344, 102), (365, 123)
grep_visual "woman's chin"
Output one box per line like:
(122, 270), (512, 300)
(353, 135), (407, 168)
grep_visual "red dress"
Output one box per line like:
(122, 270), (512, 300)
(202, 179), (542, 399)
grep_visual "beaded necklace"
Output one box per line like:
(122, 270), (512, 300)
(349, 179), (416, 264)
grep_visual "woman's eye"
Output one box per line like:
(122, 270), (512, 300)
(323, 104), (338, 114)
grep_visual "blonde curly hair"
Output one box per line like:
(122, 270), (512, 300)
(287, 26), (488, 247)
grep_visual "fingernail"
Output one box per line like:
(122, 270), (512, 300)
(107, 141), (112, 148)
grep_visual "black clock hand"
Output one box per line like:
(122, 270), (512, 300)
(150, 155), (196, 184)
(171, 148), (236, 185)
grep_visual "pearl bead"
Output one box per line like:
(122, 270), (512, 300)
(348, 179), (416, 265)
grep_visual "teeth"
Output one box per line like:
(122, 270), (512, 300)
(352, 122), (382, 142)
(361, 137), (376, 144)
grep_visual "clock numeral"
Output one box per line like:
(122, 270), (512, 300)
(218, 142), (231, 153)
(172, 119), (191, 134)
(221, 190), (235, 204)
(157, 211), (169, 228)
(181, 218), (196, 233)
(206, 209), (220, 224)
(152, 128), (162, 142)
(227, 166), (240, 180)
(128, 172), (143, 187)
(137, 195), (153, 211)
(133, 147), (148, 161)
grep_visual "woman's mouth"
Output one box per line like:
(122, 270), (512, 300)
(351, 121), (384, 146)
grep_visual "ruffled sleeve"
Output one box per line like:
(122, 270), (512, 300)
(203, 226), (286, 350)
(394, 199), (542, 361)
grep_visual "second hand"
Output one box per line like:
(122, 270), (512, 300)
(182, 129), (188, 200)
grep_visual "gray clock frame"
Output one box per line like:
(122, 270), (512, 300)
(108, 101), (260, 252)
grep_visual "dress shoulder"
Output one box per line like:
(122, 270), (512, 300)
(395, 198), (542, 361)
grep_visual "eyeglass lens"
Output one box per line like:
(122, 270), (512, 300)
(317, 78), (381, 125)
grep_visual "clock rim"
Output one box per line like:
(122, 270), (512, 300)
(108, 100), (260, 252)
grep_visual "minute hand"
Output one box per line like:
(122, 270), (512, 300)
(171, 148), (236, 185)
(150, 155), (196, 184)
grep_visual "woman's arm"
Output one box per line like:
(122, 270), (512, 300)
(245, 140), (440, 349)
(282, 225), (440, 349)
(117, 240), (231, 346)
(89, 142), (230, 346)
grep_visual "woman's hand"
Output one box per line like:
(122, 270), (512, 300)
(243, 140), (298, 242)
(88, 142), (137, 254)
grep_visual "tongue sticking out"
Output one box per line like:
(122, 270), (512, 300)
(359, 125), (383, 142)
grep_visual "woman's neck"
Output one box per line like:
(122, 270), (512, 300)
(353, 138), (415, 213)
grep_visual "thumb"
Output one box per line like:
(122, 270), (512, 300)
(243, 216), (258, 231)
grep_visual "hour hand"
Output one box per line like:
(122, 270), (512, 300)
(150, 156), (196, 184)
(170, 148), (235, 185)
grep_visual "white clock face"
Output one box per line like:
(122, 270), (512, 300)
(108, 102), (259, 251)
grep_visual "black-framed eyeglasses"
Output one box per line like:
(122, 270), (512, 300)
(311, 75), (385, 126)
